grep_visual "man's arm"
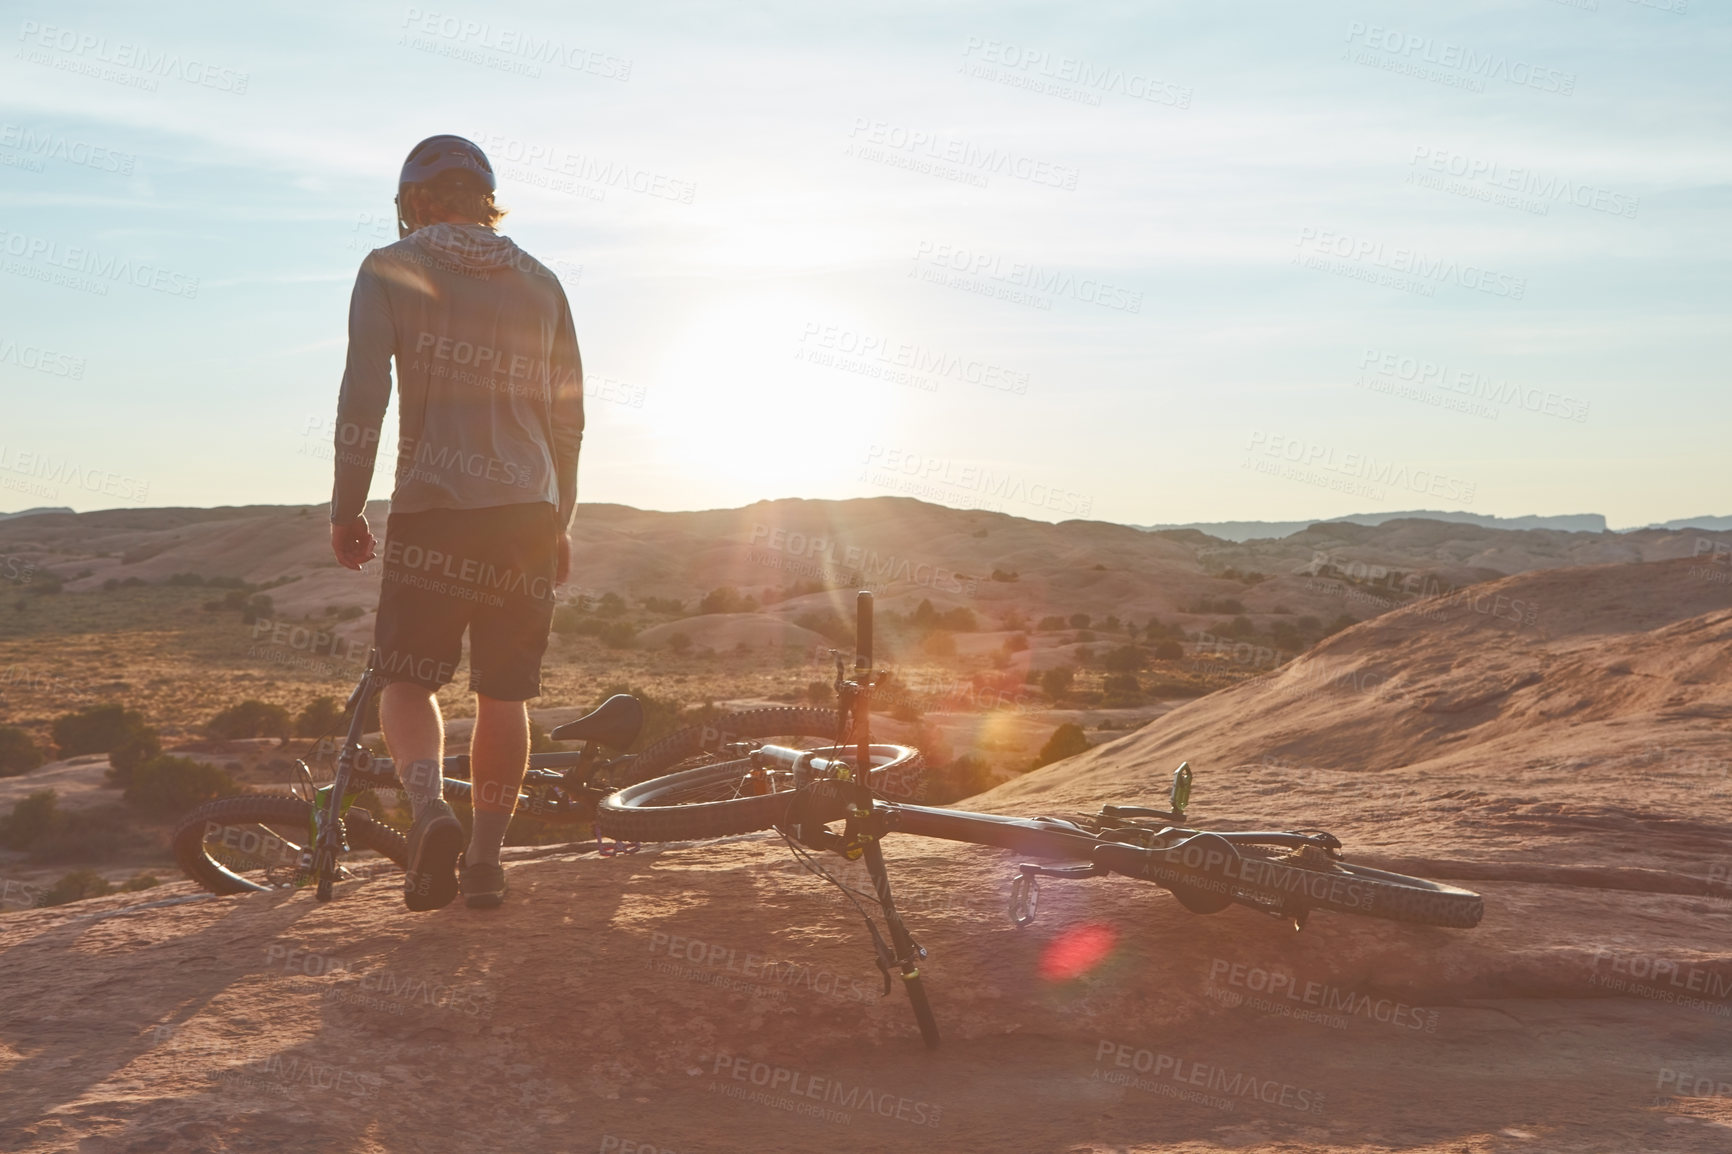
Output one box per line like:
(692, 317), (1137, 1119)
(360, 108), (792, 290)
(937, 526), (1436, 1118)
(549, 292), (586, 531)
(331, 254), (394, 527)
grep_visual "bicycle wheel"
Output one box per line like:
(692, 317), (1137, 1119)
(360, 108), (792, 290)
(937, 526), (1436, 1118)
(173, 795), (408, 896)
(1099, 838), (1484, 929)
(595, 708), (922, 842)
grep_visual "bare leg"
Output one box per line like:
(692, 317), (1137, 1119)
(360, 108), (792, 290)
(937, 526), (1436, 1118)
(467, 693), (528, 865)
(381, 681), (444, 819)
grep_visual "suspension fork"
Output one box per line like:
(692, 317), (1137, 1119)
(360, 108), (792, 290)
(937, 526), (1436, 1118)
(313, 655), (384, 901)
(847, 591), (939, 1047)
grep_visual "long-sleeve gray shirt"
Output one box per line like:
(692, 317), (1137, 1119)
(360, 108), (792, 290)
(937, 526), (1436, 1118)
(330, 222), (584, 528)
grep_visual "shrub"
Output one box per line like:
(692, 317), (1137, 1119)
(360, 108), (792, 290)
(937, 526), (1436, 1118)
(599, 621), (637, 648)
(667, 631), (692, 654)
(0, 725), (45, 776)
(640, 596), (685, 614)
(1037, 615), (1067, 632)
(31, 868), (155, 906)
(1068, 613), (1091, 629)
(51, 704), (153, 759)
(805, 681), (831, 705)
(1040, 667), (1074, 700)
(1325, 613), (1357, 635)
(35, 869), (111, 907)
(699, 586), (745, 615)
(295, 696), (344, 738)
(123, 755), (243, 814)
(1154, 640), (1183, 661)
(206, 700), (293, 742)
(1102, 645), (1145, 672)
(991, 568), (1018, 582)
(921, 631), (956, 658)
(1002, 633), (1029, 654)
(1033, 723), (1092, 769)
(1101, 673), (1143, 707)
(107, 728), (163, 784)
(0, 789), (59, 850)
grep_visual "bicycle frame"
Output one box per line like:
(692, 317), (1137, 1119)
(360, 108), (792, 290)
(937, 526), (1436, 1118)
(304, 652), (637, 899)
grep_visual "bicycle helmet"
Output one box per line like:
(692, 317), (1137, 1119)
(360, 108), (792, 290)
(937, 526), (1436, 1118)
(396, 134), (496, 237)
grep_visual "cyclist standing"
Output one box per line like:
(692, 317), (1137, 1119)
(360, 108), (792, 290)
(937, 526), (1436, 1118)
(328, 134), (584, 911)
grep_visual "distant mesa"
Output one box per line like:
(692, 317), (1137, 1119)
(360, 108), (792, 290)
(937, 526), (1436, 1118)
(0, 506), (75, 521)
(1138, 510), (1615, 542)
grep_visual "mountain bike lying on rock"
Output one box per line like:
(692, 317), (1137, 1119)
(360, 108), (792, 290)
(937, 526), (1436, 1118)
(593, 592), (1485, 1049)
(172, 659), (648, 900)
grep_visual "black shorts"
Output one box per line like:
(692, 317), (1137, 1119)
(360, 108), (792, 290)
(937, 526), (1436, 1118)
(374, 502), (559, 701)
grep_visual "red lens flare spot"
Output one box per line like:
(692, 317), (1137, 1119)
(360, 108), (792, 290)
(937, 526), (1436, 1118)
(1039, 923), (1118, 982)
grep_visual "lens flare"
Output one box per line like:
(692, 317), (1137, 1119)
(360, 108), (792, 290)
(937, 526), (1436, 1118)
(1039, 923), (1118, 982)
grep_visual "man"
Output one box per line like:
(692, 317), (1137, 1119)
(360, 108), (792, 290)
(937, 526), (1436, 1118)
(329, 134), (583, 911)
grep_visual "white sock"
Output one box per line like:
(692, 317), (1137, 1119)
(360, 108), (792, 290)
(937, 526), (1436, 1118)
(400, 758), (445, 821)
(467, 809), (513, 865)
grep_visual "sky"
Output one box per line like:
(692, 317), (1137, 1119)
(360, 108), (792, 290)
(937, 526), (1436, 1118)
(0, 0), (1727, 529)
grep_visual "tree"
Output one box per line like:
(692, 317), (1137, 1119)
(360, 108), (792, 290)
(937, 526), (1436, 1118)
(667, 631), (692, 654)
(1040, 666), (1074, 700)
(1068, 613), (1091, 629)
(1037, 615), (1067, 631)
(0, 726), (44, 777)
(1033, 723), (1091, 769)
(1154, 640), (1183, 661)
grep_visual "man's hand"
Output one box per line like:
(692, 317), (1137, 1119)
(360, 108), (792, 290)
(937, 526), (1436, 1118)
(555, 530), (572, 586)
(332, 514), (377, 570)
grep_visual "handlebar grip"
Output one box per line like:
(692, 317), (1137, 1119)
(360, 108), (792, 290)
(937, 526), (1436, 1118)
(856, 590), (873, 670)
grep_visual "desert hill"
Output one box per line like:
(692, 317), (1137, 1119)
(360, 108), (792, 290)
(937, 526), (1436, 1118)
(2, 554), (1730, 1151)
(3, 497), (1726, 634)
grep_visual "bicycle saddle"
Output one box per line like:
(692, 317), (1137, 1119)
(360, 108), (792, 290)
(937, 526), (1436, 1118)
(550, 694), (644, 748)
